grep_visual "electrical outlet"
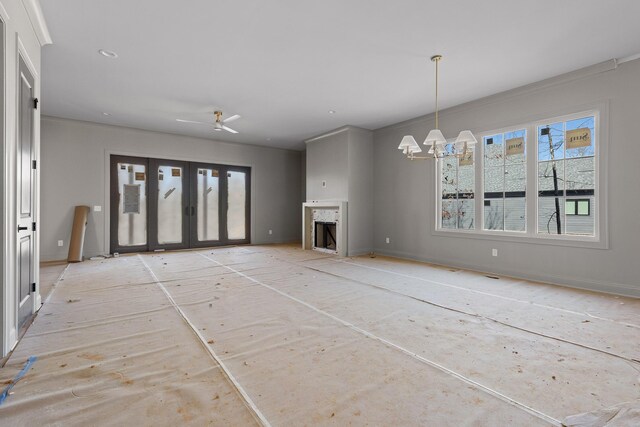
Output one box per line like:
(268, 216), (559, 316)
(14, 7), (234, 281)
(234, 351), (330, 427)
(58, 240), (64, 247)
(322, 180), (327, 188)
(492, 248), (498, 257)
(386, 237), (390, 244)
(94, 205), (102, 212)
(268, 229), (273, 235)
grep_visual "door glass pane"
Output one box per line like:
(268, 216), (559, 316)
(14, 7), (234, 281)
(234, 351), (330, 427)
(197, 168), (219, 241)
(227, 171), (246, 240)
(117, 163), (147, 246)
(157, 165), (183, 244)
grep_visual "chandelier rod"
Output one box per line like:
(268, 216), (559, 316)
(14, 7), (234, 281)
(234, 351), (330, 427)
(431, 55), (442, 130)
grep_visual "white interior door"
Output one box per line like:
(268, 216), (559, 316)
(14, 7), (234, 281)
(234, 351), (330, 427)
(17, 56), (36, 331)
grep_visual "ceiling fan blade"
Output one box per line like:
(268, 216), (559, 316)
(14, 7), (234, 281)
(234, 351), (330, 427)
(222, 125), (238, 134)
(176, 119), (212, 125)
(222, 114), (241, 123)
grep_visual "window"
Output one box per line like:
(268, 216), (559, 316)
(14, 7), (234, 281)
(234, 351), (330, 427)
(483, 129), (526, 231)
(441, 146), (475, 230)
(565, 199), (590, 216)
(537, 115), (595, 236)
(436, 110), (600, 244)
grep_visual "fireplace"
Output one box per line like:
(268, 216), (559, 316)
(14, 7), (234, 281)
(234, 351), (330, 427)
(302, 201), (347, 256)
(314, 221), (337, 252)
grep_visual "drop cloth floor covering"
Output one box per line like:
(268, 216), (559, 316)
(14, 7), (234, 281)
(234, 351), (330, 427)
(1, 245), (638, 426)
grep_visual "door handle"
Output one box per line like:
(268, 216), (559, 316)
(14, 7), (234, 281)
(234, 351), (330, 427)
(185, 206), (189, 216)
(18, 226), (28, 231)
(191, 206), (195, 216)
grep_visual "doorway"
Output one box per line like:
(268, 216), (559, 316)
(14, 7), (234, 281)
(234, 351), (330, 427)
(17, 55), (37, 332)
(110, 155), (250, 254)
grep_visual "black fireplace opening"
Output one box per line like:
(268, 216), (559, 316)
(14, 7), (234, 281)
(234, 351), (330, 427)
(314, 221), (337, 251)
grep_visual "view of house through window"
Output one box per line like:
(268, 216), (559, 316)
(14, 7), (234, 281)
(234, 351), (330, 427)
(441, 147), (475, 229)
(537, 116), (595, 236)
(438, 112), (597, 239)
(483, 129), (526, 231)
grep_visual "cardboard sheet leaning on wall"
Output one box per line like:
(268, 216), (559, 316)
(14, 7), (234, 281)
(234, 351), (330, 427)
(67, 206), (90, 262)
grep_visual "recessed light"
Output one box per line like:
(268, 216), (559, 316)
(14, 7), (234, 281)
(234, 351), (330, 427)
(102, 112), (111, 116)
(266, 137), (272, 141)
(328, 110), (336, 114)
(98, 49), (118, 59)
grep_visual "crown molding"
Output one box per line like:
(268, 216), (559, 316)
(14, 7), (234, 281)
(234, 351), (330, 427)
(618, 52), (640, 64)
(304, 125), (371, 144)
(0, 1), (9, 22)
(376, 59), (617, 134)
(21, 0), (52, 46)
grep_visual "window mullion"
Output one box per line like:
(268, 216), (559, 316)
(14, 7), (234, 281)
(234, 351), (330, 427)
(476, 138), (484, 231)
(502, 133), (506, 231)
(526, 124), (537, 236)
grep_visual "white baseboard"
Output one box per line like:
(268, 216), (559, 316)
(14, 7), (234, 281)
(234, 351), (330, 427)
(9, 327), (17, 351)
(373, 248), (640, 298)
(348, 248), (374, 257)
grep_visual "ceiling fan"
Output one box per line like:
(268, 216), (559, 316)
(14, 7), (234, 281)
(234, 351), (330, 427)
(176, 111), (241, 134)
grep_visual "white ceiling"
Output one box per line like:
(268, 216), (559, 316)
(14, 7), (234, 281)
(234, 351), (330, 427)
(39, 0), (640, 151)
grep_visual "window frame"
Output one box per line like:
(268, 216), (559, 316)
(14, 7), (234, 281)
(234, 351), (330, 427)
(433, 106), (608, 249)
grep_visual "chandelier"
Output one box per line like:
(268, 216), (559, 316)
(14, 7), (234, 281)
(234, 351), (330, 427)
(398, 55), (477, 160)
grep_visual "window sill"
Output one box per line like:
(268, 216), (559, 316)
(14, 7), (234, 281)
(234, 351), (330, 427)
(431, 228), (609, 250)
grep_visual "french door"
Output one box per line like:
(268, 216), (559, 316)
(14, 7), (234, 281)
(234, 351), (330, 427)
(110, 155), (250, 254)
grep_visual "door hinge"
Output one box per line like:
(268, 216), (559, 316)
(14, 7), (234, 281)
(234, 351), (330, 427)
(33, 98), (38, 109)
(31, 283), (36, 293)
(32, 222), (37, 231)
(32, 160), (37, 169)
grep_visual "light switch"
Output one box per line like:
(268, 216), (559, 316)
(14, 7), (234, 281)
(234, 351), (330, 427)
(58, 240), (64, 247)
(94, 205), (102, 212)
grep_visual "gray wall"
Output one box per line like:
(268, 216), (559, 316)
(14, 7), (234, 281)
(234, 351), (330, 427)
(373, 58), (640, 297)
(40, 117), (302, 261)
(305, 130), (348, 201)
(306, 127), (373, 255)
(347, 128), (373, 255)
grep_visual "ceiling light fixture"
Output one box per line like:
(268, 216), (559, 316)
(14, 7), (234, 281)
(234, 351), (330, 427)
(98, 49), (118, 59)
(398, 55), (477, 160)
(102, 112), (111, 116)
(328, 110), (336, 114)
